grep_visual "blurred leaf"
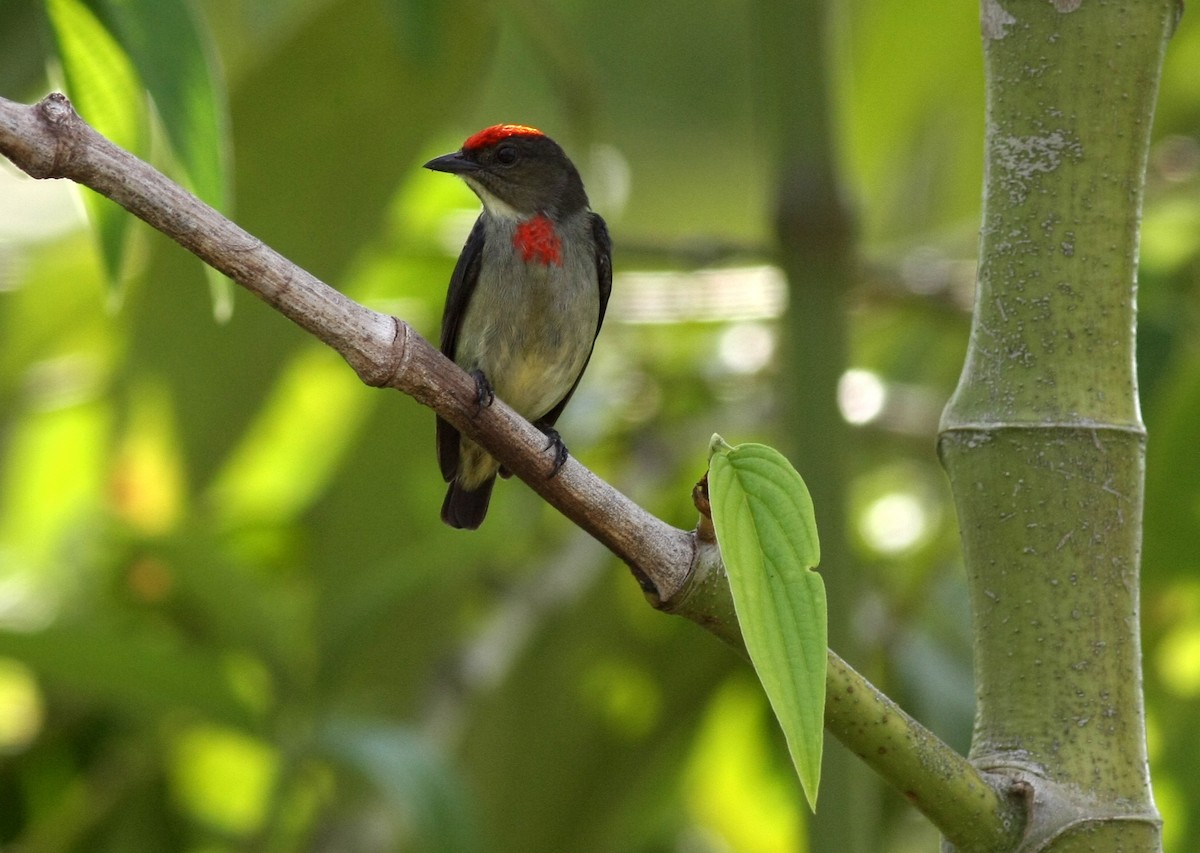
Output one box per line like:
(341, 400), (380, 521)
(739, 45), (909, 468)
(382, 0), (446, 65)
(837, 0), (984, 242)
(45, 0), (145, 289)
(0, 0), (51, 97)
(206, 346), (375, 526)
(1141, 195), (1200, 274)
(319, 717), (478, 853)
(151, 531), (306, 687)
(0, 624), (252, 726)
(84, 0), (235, 316)
(83, 0), (230, 208)
(170, 723), (278, 835)
(0, 399), (107, 578)
(708, 437), (825, 811)
(1144, 344), (1200, 582)
(229, 0), (495, 280)
(111, 379), (187, 535)
(0, 657), (44, 751)
(683, 676), (803, 853)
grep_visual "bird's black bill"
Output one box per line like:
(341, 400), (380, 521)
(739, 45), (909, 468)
(423, 151), (479, 175)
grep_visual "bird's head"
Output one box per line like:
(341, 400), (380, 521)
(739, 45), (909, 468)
(424, 124), (589, 221)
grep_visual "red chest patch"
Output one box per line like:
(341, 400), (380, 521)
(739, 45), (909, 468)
(513, 215), (563, 266)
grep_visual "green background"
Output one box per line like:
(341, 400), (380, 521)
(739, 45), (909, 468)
(1, 0), (1198, 850)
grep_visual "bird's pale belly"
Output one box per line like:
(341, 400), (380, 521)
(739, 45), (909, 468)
(483, 333), (590, 419)
(456, 263), (598, 421)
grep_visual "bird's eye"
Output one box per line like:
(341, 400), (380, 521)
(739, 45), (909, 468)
(495, 145), (518, 165)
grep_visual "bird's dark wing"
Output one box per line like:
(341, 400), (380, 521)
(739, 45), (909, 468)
(436, 216), (486, 482)
(592, 213), (613, 329)
(439, 216), (486, 357)
(538, 212), (613, 430)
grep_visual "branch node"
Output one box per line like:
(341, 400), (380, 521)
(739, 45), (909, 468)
(33, 92), (79, 180)
(39, 91), (74, 125)
(360, 314), (409, 389)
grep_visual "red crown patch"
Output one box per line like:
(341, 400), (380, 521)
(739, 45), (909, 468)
(463, 124), (545, 150)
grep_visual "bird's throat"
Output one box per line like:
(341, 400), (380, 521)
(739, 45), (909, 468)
(513, 215), (563, 266)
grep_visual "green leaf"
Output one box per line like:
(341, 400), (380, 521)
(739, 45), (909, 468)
(87, 0), (234, 317)
(708, 435), (826, 811)
(46, 0), (146, 289)
(47, 0), (233, 313)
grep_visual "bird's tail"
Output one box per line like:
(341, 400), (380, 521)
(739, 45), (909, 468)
(441, 477), (495, 530)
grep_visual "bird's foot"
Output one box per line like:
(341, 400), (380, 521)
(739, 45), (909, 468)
(469, 369), (495, 414)
(537, 425), (569, 477)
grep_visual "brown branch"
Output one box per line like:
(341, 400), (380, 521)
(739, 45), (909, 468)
(0, 92), (1021, 844)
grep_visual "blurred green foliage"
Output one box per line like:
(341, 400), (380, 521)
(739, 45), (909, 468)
(0, 0), (1197, 851)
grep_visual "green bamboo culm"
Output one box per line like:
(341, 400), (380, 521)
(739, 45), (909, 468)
(939, 2), (1176, 849)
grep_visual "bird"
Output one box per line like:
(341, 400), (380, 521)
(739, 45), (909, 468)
(424, 124), (611, 529)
